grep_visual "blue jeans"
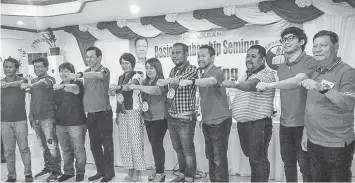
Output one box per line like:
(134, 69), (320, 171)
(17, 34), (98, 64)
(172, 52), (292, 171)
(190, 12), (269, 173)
(1, 121), (32, 179)
(56, 125), (87, 175)
(308, 140), (355, 182)
(167, 116), (197, 179)
(237, 118), (272, 182)
(279, 125), (312, 182)
(32, 118), (62, 173)
(202, 118), (232, 182)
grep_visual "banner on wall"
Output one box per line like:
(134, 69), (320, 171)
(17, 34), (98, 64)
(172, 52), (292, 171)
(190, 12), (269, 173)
(129, 21), (290, 80)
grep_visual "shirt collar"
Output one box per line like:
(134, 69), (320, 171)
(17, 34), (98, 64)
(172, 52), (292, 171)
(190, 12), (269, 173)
(285, 51), (306, 66)
(316, 57), (342, 73)
(246, 64), (266, 75)
(173, 61), (189, 72)
(89, 64), (103, 72)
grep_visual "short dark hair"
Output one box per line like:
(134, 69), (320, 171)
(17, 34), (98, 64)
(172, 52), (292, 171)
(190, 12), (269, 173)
(86, 46), (102, 58)
(313, 30), (339, 45)
(119, 53), (136, 68)
(173, 43), (189, 54)
(281, 27), (308, 51)
(58, 62), (75, 73)
(134, 36), (148, 47)
(248, 45), (266, 58)
(199, 45), (215, 57)
(3, 57), (20, 69)
(32, 57), (49, 68)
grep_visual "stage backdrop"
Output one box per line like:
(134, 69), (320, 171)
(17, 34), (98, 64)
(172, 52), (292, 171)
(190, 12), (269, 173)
(129, 20), (295, 81)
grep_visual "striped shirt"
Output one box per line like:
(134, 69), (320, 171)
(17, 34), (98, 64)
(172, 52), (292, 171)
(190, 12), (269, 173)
(231, 68), (276, 122)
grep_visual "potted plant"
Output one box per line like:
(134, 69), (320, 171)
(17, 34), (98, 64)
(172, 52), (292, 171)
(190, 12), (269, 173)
(31, 28), (60, 55)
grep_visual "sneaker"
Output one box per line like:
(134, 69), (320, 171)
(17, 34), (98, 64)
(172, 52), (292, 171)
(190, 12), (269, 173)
(75, 174), (84, 182)
(46, 172), (62, 182)
(25, 175), (33, 182)
(6, 178), (16, 182)
(152, 173), (166, 182)
(169, 176), (185, 182)
(148, 170), (156, 181)
(34, 168), (51, 178)
(58, 174), (74, 182)
(185, 177), (194, 182)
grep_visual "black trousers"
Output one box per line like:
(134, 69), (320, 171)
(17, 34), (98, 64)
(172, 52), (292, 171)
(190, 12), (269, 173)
(145, 119), (168, 173)
(87, 109), (115, 177)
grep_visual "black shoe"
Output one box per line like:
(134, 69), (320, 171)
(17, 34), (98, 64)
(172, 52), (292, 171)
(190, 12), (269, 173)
(88, 173), (104, 181)
(34, 168), (51, 178)
(75, 174), (84, 182)
(25, 175), (33, 182)
(58, 174), (74, 182)
(169, 176), (185, 182)
(46, 171), (62, 182)
(6, 178), (16, 182)
(1, 159), (6, 163)
(100, 174), (115, 182)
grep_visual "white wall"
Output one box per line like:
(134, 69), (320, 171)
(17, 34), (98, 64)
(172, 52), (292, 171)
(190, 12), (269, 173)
(0, 29), (45, 76)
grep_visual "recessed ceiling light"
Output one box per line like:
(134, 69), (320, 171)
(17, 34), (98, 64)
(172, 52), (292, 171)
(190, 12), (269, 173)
(130, 4), (140, 14)
(17, 20), (24, 25)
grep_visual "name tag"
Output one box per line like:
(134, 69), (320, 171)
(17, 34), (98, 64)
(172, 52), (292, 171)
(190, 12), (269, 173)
(321, 79), (335, 89)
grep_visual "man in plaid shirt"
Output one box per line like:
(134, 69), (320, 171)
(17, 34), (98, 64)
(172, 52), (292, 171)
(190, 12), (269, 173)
(157, 43), (198, 182)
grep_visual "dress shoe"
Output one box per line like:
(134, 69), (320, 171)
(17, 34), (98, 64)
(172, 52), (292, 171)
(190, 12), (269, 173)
(25, 175), (33, 182)
(6, 178), (16, 182)
(75, 174), (84, 182)
(88, 173), (104, 181)
(100, 174), (115, 182)
(58, 174), (74, 182)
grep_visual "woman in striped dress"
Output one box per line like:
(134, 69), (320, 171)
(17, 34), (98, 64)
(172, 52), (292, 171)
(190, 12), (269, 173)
(110, 53), (145, 182)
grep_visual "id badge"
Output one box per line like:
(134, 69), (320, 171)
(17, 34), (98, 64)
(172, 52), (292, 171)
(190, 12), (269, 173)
(321, 79), (335, 89)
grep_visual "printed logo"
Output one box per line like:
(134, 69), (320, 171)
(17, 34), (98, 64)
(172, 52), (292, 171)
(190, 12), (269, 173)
(265, 41), (284, 71)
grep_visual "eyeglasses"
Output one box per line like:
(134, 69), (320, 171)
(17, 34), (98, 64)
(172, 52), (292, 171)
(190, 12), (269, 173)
(280, 35), (298, 43)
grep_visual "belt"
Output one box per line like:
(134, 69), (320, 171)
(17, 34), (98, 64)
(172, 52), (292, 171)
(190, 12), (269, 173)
(87, 108), (112, 115)
(169, 111), (196, 120)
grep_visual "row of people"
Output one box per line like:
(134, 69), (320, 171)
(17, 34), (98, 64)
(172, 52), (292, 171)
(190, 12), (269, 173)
(1, 27), (354, 183)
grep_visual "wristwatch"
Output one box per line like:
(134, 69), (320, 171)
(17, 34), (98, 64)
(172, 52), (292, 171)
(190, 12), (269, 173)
(77, 72), (84, 78)
(319, 88), (330, 94)
(234, 80), (240, 86)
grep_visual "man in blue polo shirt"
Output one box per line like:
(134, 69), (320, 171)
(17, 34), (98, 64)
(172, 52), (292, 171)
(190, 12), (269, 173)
(256, 27), (316, 182)
(180, 45), (232, 182)
(1, 57), (33, 182)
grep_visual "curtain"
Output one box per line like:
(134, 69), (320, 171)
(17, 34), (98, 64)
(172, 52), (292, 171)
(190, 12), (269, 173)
(258, 0), (324, 23)
(64, 25), (97, 66)
(97, 21), (139, 39)
(193, 8), (248, 29)
(140, 15), (189, 35)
